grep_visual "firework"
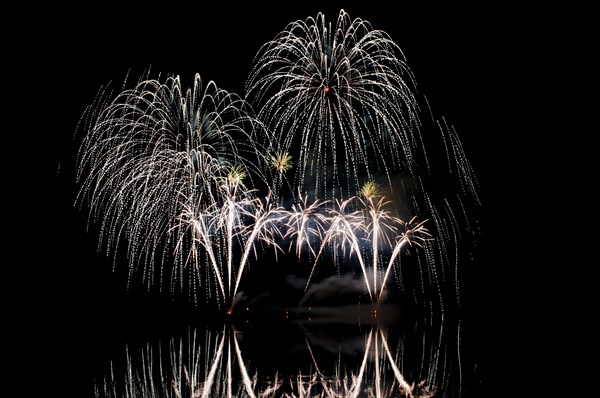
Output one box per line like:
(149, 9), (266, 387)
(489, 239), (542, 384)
(177, 168), (286, 310)
(94, 318), (469, 398)
(310, 181), (431, 303)
(76, 9), (481, 314)
(281, 189), (330, 259)
(245, 9), (422, 201)
(76, 71), (271, 306)
(245, 9), (481, 312)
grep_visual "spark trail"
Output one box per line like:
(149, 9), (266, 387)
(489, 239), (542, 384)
(245, 9), (481, 312)
(245, 9), (422, 202)
(309, 181), (431, 304)
(94, 318), (471, 398)
(76, 72), (271, 307)
(76, 9), (480, 314)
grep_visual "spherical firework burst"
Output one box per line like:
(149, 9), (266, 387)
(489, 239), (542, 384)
(76, 71), (271, 305)
(245, 9), (422, 201)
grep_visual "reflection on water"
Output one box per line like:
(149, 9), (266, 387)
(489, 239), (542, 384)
(94, 311), (480, 398)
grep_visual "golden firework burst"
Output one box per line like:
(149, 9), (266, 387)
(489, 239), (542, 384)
(360, 180), (381, 200)
(226, 164), (247, 186)
(270, 151), (293, 173)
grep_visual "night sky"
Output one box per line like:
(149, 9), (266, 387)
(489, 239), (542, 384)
(20, 2), (591, 396)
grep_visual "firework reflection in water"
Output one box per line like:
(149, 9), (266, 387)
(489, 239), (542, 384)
(95, 315), (472, 397)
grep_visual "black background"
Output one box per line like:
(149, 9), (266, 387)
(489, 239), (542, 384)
(15, 2), (591, 396)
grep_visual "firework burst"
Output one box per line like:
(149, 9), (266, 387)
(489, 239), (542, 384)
(245, 9), (422, 201)
(75, 9), (481, 314)
(76, 71), (270, 304)
(269, 150), (294, 174)
(94, 318), (469, 398)
(309, 181), (431, 303)
(244, 9), (481, 312)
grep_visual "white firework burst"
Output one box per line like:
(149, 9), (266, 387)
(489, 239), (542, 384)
(76, 71), (271, 304)
(246, 9), (423, 201)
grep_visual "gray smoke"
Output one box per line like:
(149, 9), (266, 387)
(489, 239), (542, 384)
(299, 272), (366, 306)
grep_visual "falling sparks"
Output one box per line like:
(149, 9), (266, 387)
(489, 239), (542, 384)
(76, 9), (481, 314)
(246, 9), (422, 201)
(94, 321), (458, 398)
(76, 72), (271, 307)
(306, 192), (431, 303)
